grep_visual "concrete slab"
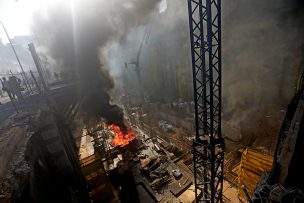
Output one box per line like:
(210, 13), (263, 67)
(177, 184), (195, 203)
(169, 178), (192, 196)
(223, 181), (239, 202)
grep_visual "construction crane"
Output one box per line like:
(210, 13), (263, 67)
(187, 0), (224, 202)
(125, 27), (151, 104)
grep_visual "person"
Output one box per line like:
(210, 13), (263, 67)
(1, 77), (14, 100)
(9, 76), (23, 101)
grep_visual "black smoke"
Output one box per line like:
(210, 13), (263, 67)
(32, 0), (160, 131)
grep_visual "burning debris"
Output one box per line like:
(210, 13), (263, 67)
(108, 124), (136, 147)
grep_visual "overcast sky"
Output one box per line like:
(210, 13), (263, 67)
(0, 0), (34, 42)
(0, 0), (167, 43)
(0, 0), (63, 43)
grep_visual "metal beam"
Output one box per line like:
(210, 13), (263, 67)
(187, 0), (224, 202)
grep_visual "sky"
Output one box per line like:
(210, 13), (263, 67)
(0, 0), (64, 43)
(0, 0), (167, 43)
(0, 0), (33, 42)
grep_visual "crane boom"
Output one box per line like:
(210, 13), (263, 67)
(187, 0), (224, 202)
(125, 27), (150, 104)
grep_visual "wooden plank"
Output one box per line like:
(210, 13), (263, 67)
(237, 147), (273, 199)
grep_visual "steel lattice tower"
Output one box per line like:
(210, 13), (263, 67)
(187, 0), (224, 202)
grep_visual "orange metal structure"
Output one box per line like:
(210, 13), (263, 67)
(237, 148), (273, 199)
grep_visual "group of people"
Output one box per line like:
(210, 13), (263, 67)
(1, 76), (24, 101)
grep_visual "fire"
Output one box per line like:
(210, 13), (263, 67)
(108, 124), (136, 147)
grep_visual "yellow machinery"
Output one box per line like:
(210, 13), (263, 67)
(237, 147), (273, 199)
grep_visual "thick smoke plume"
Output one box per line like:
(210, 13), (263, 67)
(106, 0), (192, 102)
(106, 0), (304, 150)
(32, 0), (160, 131)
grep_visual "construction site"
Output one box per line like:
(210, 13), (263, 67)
(0, 0), (304, 202)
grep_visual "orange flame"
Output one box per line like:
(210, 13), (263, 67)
(109, 124), (136, 147)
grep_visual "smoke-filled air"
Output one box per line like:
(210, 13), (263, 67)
(32, 0), (304, 146)
(32, 0), (161, 131)
(104, 0), (304, 149)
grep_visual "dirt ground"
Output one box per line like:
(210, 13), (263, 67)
(0, 112), (33, 202)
